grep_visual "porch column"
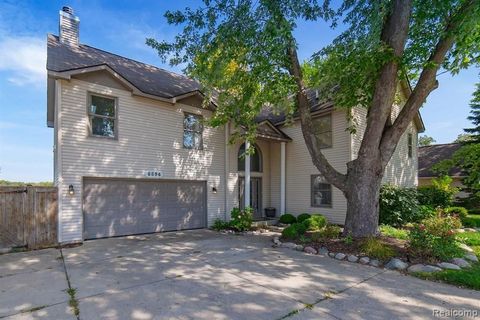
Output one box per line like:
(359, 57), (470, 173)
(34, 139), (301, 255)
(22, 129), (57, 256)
(280, 141), (286, 215)
(244, 140), (251, 209)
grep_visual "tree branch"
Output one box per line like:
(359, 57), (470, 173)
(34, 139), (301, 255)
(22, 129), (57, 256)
(286, 44), (347, 191)
(379, 0), (478, 166)
(356, 0), (413, 164)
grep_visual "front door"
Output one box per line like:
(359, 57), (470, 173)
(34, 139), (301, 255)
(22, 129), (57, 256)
(239, 177), (262, 219)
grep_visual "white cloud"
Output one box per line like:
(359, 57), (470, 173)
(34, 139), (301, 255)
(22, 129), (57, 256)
(0, 36), (46, 86)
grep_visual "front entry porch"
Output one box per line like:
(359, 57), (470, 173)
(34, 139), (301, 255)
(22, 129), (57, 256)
(227, 120), (291, 220)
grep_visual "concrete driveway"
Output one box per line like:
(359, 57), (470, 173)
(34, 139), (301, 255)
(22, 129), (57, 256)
(1, 229), (479, 320)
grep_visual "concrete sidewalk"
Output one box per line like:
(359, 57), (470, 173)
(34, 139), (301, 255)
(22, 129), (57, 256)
(1, 229), (479, 319)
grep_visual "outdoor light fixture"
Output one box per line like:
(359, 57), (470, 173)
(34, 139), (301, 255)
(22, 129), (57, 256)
(212, 187), (217, 194)
(68, 184), (74, 195)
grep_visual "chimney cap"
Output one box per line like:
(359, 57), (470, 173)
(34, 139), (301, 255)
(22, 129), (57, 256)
(62, 6), (74, 15)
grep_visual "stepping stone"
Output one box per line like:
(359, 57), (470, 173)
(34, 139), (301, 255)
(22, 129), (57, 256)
(369, 259), (380, 267)
(451, 258), (471, 268)
(359, 257), (370, 265)
(464, 254), (479, 263)
(335, 253), (346, 260)
(347, 255), (359, 263)
(437, 262), (461, 270)
(459, 243), (474, 253)
(385, 258), (408, 270)
(318, 247), (329, 255)
(407, 264), (442, 273)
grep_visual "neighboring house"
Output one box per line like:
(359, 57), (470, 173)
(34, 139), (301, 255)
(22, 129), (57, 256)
(47, 7), (424, 243)
(418, 143), (468, 198)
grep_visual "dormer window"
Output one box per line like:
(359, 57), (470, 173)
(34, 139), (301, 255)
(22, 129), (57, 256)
(88, 94), (117, 138)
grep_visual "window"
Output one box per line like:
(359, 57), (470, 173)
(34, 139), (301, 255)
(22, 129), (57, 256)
(407, 133), (413, 158)
(312, 115), (332, 148)
(311, 175), (332, 207)
(238, 143), (262, 172)
(183, 113), (203, 149)
(88, 94), (116, 138)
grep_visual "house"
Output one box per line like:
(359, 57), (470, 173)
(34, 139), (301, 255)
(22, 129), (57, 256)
(47, 7), (424, 243)
(418, 143), (468, 198)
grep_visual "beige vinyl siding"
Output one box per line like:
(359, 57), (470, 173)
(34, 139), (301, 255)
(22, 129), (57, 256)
(382, 122), (418, 186)
(351, 102), (418, 187)
(280, 110), (350, 225)
(57, 77), (226, 243)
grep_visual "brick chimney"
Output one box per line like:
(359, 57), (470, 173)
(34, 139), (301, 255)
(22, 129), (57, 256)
(59, 6), (80, 46)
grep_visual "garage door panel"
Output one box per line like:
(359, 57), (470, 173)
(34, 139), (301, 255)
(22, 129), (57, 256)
(83, 179), (206, 239)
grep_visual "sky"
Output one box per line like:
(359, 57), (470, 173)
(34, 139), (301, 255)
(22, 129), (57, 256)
(0, 1), (478, 182)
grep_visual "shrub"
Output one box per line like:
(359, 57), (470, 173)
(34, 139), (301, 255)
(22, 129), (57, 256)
(444, 206), (469, 219)
(417, 176), (457, 208)
(379, 224), (409, 240)
(297, 213), (311, 223)
(418, 205), (437, 219)
(302, 214), (327, 231)
(361, 237), (395, 261)
(408, 215), (463, 261)
(310, 224), (341, 242)
(211, 219), (230, 231)
(229, 207), (253, 232)
(281, 222), (307, 239)
(279, 213), (297, 224)
(379, 185), (421, 227)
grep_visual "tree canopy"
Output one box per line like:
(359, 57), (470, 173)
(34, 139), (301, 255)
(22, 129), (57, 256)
(418, 135), (436, 146)
(148, 0), (480, 236)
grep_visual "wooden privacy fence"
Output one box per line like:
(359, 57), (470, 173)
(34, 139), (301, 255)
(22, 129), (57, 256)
(0, 186), (58, 249)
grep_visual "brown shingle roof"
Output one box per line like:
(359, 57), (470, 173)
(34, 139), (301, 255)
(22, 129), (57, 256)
(418, 143), (464, 178)
(47, 34), (201, 99)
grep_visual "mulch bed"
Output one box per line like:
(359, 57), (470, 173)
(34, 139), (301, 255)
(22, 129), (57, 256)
(282, 233), (427, 264)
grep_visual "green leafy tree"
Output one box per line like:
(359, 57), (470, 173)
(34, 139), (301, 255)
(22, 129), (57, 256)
(464, 82), (480, 143)
(148, 0), (480, 237)
(435, 84), (480, 199)
(418, 135), (436, 146)
(454, 133), (475, 143)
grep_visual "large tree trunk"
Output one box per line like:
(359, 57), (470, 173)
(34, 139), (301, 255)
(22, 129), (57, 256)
(343, 158), (384, 237)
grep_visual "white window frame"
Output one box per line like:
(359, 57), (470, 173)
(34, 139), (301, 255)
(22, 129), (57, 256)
(87, 92), (118, 139)
(183, 112), (203, 150)
(311, 174), (333, 208)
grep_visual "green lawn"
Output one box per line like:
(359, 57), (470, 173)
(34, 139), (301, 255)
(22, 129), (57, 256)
(462, 214), (480, 228)
(414, 232), (480, 290)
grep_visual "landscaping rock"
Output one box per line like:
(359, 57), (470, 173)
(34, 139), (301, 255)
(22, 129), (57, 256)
(318, 247), (329, 255)
(369, 259), (380, 267)
(328, 252), (336, 258)
(459, 243), (474, 253)
(437, 262), (461, 270)
(407, 264), (442, 273)
(451, 258), (471, 268)
(464, 254), (479, 263)
(385, 258), (408, 271)
(347, 255), (359, 263)
(335, 253), (346, 260)
(295, 245), (304, 251)
(281, 242), (297, 249)
(359, 257), (370, 265)
(304, 246), (317, 254)
(464, 228), (477, 232)
(273, 237), (282, 246)
(454, 228), (465, 233)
